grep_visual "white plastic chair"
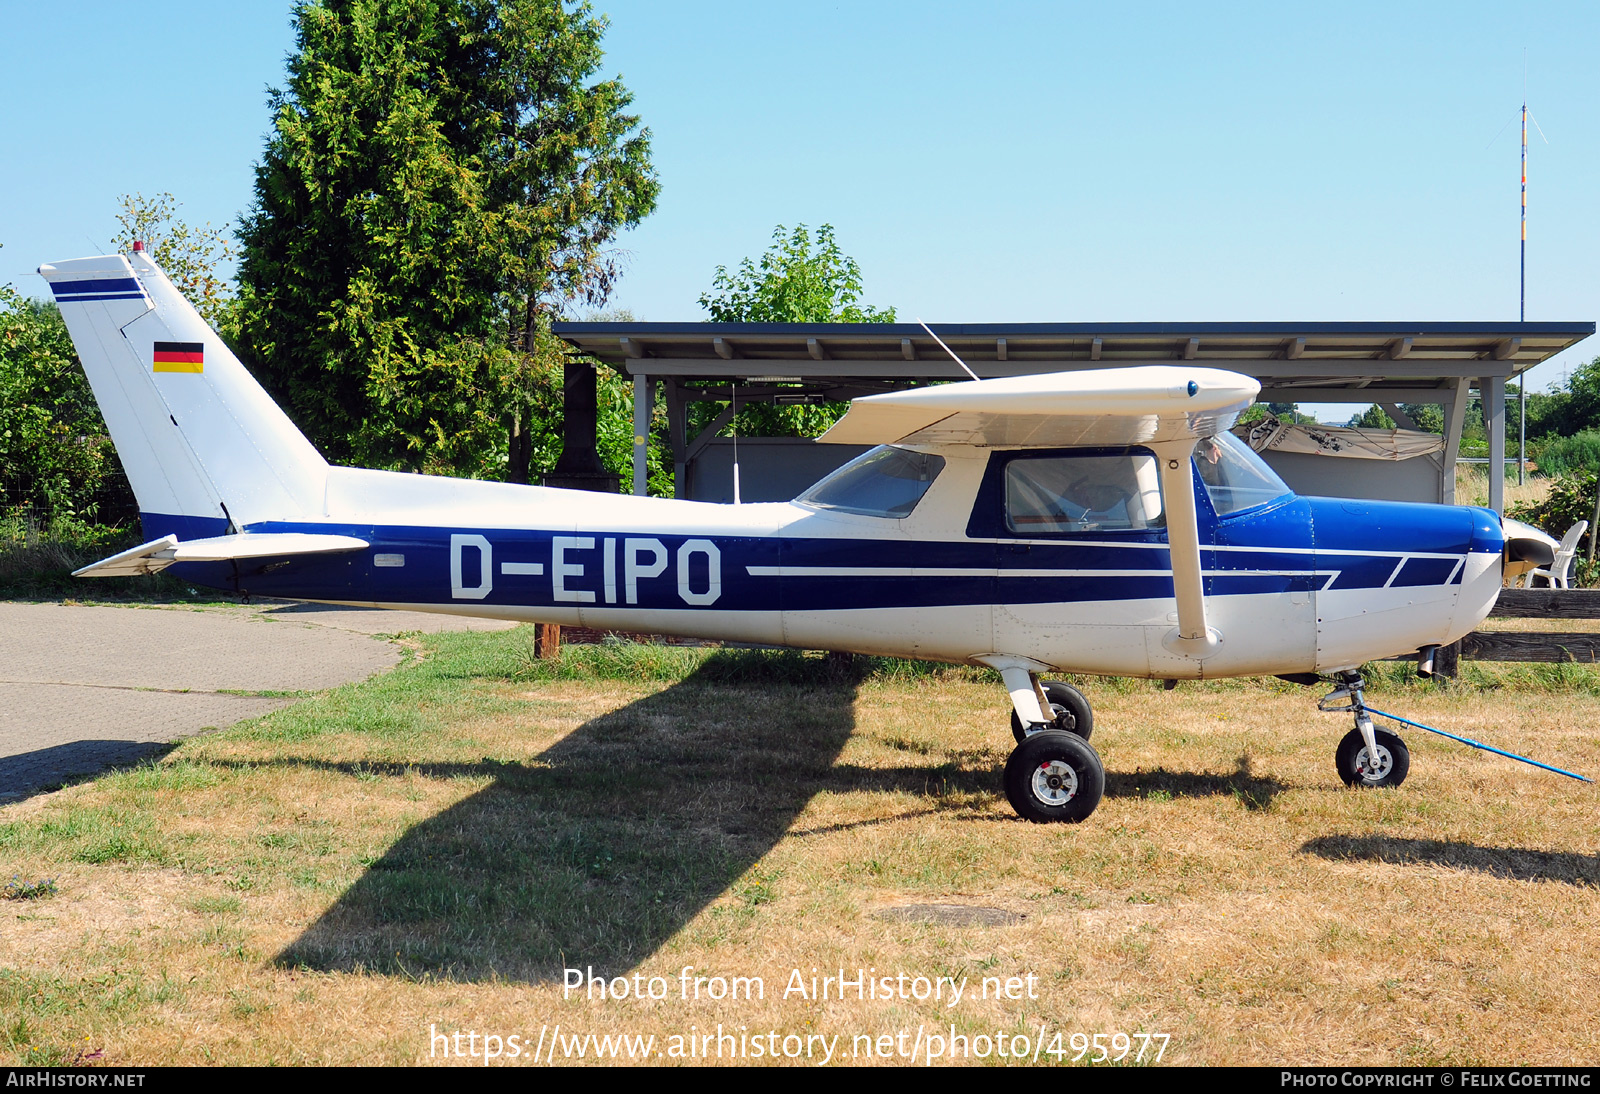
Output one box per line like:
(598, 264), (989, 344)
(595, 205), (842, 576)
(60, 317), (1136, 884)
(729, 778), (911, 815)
(1524, 520), (1588, 588)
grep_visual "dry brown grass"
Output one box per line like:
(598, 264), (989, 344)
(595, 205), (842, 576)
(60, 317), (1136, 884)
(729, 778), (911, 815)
(1455, 464), (1550, 512)
(3, 637), (1599, 1067)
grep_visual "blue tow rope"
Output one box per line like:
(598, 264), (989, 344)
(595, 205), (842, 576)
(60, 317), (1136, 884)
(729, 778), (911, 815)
(1364, 706), (1592, 783)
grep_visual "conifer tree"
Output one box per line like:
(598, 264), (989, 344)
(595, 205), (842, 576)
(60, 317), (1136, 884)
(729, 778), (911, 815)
(237, 0), (656, 475)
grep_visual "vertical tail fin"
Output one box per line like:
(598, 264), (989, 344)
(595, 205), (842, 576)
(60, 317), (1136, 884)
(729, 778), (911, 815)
(38, 251), (327, 539)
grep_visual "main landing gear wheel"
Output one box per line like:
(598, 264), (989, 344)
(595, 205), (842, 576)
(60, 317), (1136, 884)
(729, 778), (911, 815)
(1009, 680), (1095, 744)
(1003, 730), (1105, 823)
(1335, 728), (1411, 788)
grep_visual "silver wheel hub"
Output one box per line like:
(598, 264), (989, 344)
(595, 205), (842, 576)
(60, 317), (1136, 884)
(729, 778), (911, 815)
(1031, 759), (1079, 805)
(1354, 744), (1393, 783)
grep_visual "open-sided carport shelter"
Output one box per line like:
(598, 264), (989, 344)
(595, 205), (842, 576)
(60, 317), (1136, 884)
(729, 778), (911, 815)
(552, 322), (1595, 513)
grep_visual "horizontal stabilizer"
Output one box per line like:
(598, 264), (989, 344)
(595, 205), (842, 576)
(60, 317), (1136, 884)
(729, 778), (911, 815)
(73, 536), (181, 577)
(73, 533), (370, 578)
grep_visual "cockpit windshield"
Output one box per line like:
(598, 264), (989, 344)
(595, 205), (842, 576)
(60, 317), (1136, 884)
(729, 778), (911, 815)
(795, 445), (946, 518)
(1196, 430), (1293, 516)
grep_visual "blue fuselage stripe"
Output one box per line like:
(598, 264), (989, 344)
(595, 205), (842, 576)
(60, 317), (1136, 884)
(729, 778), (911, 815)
(141, 494), (1492, 614)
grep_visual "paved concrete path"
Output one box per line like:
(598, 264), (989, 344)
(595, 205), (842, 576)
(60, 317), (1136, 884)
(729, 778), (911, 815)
(0, 601), (516, 802)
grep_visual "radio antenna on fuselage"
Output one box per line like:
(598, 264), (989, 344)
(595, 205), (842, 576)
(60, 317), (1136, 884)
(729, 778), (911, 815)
(918, 319), (981, 382)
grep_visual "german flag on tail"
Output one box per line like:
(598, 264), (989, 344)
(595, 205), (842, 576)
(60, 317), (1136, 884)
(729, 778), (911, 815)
(153, 341), (204, 373)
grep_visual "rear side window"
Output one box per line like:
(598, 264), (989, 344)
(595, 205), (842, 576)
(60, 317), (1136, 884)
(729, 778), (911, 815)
(1004, 453), (1164, 533)
(796, 445), (946, 518)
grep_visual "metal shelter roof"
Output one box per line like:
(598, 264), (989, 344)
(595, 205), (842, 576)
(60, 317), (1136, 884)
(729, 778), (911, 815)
(553, 320), (1595, 513)
(554, 320), (1595, 404)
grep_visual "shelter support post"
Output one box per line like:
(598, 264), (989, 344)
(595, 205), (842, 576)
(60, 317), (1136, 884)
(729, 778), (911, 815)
(665, 379), (688, 500)
(1380, 402), (1419, 431)
(1440, 379), (1469, 506)
(1485, 374), (1507, 515)
(632, 373), (652, 496)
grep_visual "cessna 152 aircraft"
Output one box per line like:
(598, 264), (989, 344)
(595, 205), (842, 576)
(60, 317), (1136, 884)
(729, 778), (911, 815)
(40, 249), (1557, 824)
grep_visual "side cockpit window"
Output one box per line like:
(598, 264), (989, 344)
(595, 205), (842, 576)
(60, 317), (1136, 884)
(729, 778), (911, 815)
(1004, 453), (1164, 534)
(796, 445), (946, 518)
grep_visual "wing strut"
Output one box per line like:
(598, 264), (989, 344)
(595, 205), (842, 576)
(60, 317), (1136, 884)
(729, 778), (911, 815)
(1151, 439), (1222, 659)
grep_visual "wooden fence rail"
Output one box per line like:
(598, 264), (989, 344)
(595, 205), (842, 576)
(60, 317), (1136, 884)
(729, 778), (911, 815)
(1445, 588), (1600, 671)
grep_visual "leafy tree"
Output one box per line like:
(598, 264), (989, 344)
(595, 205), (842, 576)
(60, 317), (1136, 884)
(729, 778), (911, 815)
(0, 265), (129, 522)
(489, 4), (659, 317)
(113, 193), (238, 334)
(1346, 402), (1446, 434)
(695, 223), (895, 438)
(1525, 355), (1600, 442)
(1348, 404), (1394, 429)
(700, 223), (895, 324)
(1530, 430), (1600, 478)
(1401, 403), (1446, 434)
(236, 0), (657, 477)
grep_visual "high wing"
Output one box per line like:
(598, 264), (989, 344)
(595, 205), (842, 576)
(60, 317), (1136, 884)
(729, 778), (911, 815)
(821, 366), (1261, 668)
(816, 365), (1259, 448)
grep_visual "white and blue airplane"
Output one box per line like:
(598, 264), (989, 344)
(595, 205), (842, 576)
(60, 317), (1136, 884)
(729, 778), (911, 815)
(39, 248), (1558, 823)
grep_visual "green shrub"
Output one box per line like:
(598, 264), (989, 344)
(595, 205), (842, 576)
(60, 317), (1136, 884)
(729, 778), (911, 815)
(1528, 431), (1600, 479)
(1507, 471), (1597, 573)
(0, 507), (220, 599)
(0, 280), (133, 521)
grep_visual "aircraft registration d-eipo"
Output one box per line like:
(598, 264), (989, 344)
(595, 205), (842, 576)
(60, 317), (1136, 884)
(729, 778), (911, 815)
(39, 249), (1560, 823)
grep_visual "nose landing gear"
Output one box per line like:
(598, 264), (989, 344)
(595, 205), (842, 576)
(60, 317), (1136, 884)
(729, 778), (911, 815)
(1320, 671), (1410, 788)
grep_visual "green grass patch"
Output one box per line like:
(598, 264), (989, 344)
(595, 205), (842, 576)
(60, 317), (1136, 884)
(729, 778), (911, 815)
(0, 967), (180, 1064)
(8, 805), (173, 866)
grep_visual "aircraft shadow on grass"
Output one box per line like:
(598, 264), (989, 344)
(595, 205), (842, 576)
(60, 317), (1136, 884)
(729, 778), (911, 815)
(272, 656), (1307, 983)
(276, 654), (867, 984)
(1301, 834), (1600, 888)
(1103, 756), (1285, 811)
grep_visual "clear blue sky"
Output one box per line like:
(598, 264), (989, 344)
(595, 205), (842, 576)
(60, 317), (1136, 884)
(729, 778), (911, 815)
(3, 1), (1595, 415)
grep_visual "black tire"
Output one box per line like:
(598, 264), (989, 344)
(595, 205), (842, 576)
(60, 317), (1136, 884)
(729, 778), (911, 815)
(1335, 727), (1410, 788)
(1010, 680), (1094, 744)
(1003, 730), (1105, 823)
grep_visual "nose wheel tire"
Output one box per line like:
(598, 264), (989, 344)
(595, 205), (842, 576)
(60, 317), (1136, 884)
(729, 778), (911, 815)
(1004, 730), (1105, 823)
(1010, 680), (1095, 744)
(1335, 727), (1410, 788)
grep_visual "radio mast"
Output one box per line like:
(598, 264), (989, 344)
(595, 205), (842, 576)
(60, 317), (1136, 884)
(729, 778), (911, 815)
(1518, 89), (1526, 483)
